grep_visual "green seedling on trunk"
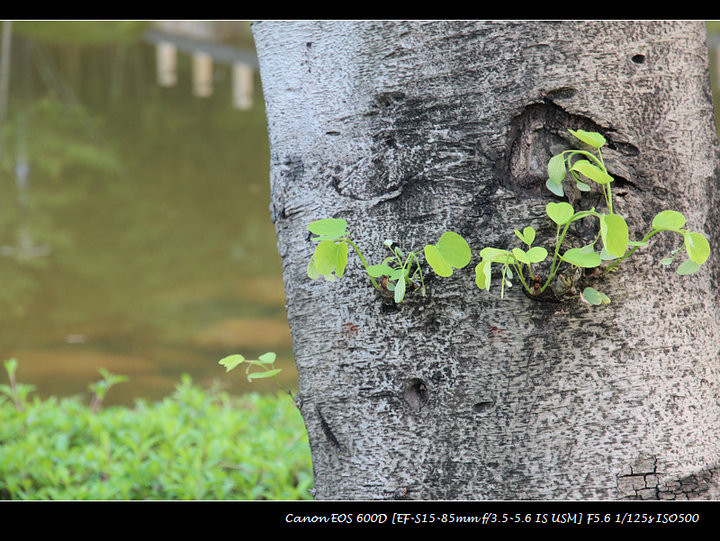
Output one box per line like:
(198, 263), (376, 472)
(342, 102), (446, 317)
(306, 218), (470, 304)
(477, 129), (710, 305)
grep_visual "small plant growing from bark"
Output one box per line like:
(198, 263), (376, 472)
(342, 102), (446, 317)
(306, 218), (471, 303)
(475, 129), (711, 305)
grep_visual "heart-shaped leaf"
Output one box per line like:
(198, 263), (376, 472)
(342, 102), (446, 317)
(313, 240), (349, 277)
(546, 202), (575, 225)
(424, 231), (471, 277)
(514, 226), (536, 246)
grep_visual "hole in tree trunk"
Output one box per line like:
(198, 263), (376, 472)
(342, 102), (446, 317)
(473, 399), (495, 413)
(402, 378), (429, 410)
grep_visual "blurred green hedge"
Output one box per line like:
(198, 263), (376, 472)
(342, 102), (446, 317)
(0, 373), (313, 500)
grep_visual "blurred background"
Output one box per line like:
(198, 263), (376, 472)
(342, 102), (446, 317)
(0, 21), (294, 405)
(2, 21), (720, 407)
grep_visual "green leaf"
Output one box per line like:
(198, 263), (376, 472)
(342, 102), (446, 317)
(600, 213), (629, 257)
(479, 247), (510, 261)
(652, 210), (686, 230)
(570, 159), (614, 185)
(394, 277), (406, 303)
(512, 247), (529, 265)
(600, 247), (617, 261)
(424, 244), (452, 277)
(562, 247), (602, 268)
(546, 178), (565, 197)
(546, 202), (575, 225)
(526, 246), (548, 263)
(685, 232), (710, 264)
(308, 218), (347, 238)
(511, 246), (546, 266)
(676, 259), (701, 275)
(219, 354), (245, 372)
(367, 264), (394, 277)
(313, 240), (349, 277)
(547, 153), (566, 184)
(581, 286), (610, 305)
(569, 129), (606, 148)
(475, 260), (492, 291)
(514, 226), (536, 246)
(576, 180), (592, 192)
(333, 244), (349, 277)
(424, 232), (471, 277)
(247, 369), (282, 381)
(434, 231), (472, 268)
(257, 352), (277, 364)
(307, 258), (320, 279)
(659, 257), (675, 266)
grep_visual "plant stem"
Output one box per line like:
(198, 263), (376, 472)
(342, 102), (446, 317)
(514, 262), (531, 294)
(343, 237), (380, 291)
(595, 148), (613, 214)
(407, 252), (426, 294)
(540, 222), (572, 293)
(565, 149), (613, 213)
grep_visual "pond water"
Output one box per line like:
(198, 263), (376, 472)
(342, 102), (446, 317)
(0, 23), (296, 406)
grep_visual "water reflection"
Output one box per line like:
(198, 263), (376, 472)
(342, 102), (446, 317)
(0, 22), (295, 406)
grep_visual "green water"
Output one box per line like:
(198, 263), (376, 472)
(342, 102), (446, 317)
(0, 24), (295, 405)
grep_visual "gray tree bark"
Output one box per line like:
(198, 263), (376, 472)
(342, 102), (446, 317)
(253, 20), (720, 500)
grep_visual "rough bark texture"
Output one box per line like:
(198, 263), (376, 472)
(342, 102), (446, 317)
(253, 20), (720, 500)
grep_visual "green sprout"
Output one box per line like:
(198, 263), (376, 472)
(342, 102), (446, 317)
(306, 218), (470, 303)
(219, 352), (282, 384)
(476, 129), (710, 305)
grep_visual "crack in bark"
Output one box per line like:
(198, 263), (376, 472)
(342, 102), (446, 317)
(317, 406), (342, 451)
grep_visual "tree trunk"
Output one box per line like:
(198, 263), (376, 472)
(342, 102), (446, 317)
(252, 20), (720, 500)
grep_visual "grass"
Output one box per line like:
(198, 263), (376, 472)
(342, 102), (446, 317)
(0, 363), (313, 500)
